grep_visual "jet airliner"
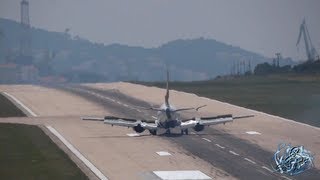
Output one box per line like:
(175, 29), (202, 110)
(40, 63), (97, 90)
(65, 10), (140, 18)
(82, 71), (253, 135)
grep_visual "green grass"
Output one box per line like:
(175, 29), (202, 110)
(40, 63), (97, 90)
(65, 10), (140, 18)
(0, 94), (88, 179)
(0, 93), (25, 117)
(137, 75), (320, 127)
(0, 123), (88, 180)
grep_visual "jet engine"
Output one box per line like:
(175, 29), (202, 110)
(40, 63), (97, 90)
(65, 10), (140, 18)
(193, 123), (204, 132)
(133, 124), (145, 133)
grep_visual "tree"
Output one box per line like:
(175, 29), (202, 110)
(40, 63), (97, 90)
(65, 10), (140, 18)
(254, 62), (274, 75)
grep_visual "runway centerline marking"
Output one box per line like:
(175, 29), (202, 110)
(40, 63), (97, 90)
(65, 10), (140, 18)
(244, 158), (256, 164)
(215, 144), (225, 149)
(136, 109), (142, 112)
(202, 138), (211, 142)
(281, 176), (293, 180)
(46, 126), (108, 180)
(127, 133), (140, 137)
(229, 150), (239, 156)
(261, 166), (273, 173)
(246, 131), (261, 135)
(123, 103), (129, 107)
(2, 92), (37, 117)
(156, 151), (171, 156)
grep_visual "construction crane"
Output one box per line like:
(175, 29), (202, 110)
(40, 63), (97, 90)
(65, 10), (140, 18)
(296, 19), (318, 62)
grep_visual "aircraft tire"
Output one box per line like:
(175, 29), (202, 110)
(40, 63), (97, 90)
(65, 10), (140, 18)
(185, 129), (189, 135)
(149, 130), (157, 135)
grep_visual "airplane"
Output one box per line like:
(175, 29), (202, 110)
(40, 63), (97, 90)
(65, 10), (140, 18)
(82, 70), (253, 135)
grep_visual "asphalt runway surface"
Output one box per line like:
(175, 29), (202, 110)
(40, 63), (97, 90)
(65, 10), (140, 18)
(55, 84), (320, 180)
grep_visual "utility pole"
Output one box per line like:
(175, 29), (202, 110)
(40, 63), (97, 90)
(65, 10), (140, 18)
(275, 53), (281, 67)
(237, 60), (240, 75)
(0, 29), (4, 62)
(19, 0), (32, 61)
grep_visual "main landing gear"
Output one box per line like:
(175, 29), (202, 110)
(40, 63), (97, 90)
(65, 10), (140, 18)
(149, 129), (157, 135)
(181, 129), (189, 135)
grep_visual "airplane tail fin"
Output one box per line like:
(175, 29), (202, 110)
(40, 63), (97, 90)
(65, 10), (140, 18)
(165, 68), (170, 107)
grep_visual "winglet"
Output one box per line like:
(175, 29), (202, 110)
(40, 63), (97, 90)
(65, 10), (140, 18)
(195, 105), (207, 111)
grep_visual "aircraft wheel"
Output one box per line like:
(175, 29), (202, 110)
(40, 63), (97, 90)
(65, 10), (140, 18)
(184, 129), (189, 135)
(149, 130), (157, 135)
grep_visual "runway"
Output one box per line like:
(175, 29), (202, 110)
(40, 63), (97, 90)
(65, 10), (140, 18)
(1, 83), (319, 180)
(0, 85), (231, 179)
(56, 84), (320, 180)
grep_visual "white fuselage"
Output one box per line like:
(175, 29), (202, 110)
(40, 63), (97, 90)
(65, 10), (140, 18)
(156, 104), (181, 129)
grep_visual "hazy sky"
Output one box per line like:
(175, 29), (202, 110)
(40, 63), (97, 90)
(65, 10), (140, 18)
(0, 0), (319, 60)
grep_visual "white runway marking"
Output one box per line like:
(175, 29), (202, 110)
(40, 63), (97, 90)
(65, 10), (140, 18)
(136, 109), (142, 112)
(244, 158), (256, 164)
(156, 151), (171, 156)
(246, 131), (261, 135)
(46, 126), (108, 180)
(281, 175), (293, 180)
(202, 138), (211, 142)
(123, 103), (129, 107)
(153, 170), (211, 180)
(151, 116), (157, 119)
(229, 150), (239, 156)
(215, 144), (225, 149)
(110, 99), (115, 102)
(2, 92), (37, 117)
(116, 101), (122, 104)
(261, 166), (273, 173)
(126, 133), (140, 137)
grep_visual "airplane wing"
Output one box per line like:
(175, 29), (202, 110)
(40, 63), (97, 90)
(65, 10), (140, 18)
(82, 116), (158, 130)
(180, 114), (254, 129)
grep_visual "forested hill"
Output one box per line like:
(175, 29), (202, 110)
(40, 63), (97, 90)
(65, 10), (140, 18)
(0, 18), (293, 81)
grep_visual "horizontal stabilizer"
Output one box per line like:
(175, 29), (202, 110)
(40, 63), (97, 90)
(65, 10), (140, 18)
(233, 115), (254, 119)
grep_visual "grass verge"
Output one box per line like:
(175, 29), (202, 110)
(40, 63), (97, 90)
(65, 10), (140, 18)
(0, 93), (25, 117)
(0, 93), (88, 179)
(0, 123), (88, 180)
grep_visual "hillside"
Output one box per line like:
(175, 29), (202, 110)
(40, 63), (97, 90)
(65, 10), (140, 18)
(0, 18), (292, 82)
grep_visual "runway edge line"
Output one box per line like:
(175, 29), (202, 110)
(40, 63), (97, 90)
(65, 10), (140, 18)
(46, 125), (108, 180)
(2, 92), (37, 117)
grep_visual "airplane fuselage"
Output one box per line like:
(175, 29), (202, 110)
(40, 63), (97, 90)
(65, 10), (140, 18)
(156, 104), (181, 129)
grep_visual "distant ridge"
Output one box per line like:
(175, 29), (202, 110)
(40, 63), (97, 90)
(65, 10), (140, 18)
(0, 18), (294, 82)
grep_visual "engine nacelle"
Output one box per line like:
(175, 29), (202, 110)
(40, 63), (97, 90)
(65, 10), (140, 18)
(133, 124), (145, 133)
(193, 124), (204, 132)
